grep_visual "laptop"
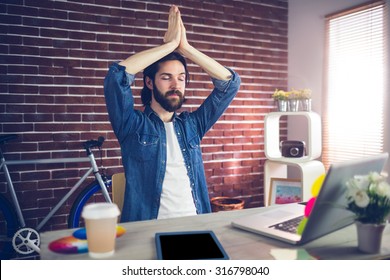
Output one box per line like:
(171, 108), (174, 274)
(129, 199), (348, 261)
(231, 153), (388, 245)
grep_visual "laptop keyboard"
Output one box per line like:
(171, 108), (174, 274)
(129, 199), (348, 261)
(269, 215), (304, 234)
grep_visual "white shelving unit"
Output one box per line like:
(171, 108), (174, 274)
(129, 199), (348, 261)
(264, 112), (322, 162)
(263, 111), (325, 206)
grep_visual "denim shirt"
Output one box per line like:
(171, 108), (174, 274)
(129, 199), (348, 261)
(104, 62), (241, 222)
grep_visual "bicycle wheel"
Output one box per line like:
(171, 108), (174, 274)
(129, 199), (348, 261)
(0, 193), (19, 259)
(68, 179), (112, 228)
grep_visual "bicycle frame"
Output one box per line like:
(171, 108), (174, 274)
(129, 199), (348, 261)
(0, 152), (112, 232)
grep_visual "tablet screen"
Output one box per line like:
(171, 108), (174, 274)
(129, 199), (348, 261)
(155, 231), (229, 260)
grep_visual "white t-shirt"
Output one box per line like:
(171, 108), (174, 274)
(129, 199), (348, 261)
(157, 122), (197, 219)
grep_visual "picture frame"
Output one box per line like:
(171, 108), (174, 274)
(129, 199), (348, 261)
(269, 178), (303, 205)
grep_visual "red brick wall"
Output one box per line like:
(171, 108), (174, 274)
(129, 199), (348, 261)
(0, 0), (288, 231)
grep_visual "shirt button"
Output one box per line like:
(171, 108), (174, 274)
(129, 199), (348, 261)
(182, 148), (186, 152)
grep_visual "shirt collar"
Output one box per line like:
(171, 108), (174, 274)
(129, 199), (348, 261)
(144, 105), (178, 122)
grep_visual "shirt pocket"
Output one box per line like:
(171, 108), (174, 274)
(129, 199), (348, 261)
(188, 135), (202, 163)
(131, 133), (159, 162)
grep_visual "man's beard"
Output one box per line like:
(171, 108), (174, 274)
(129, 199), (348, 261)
(152, 85), (185, 112)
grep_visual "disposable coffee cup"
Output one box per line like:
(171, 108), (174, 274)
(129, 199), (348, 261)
(81, 203), (120, 258)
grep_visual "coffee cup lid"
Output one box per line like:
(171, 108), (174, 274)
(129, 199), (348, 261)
(81, 202), (120, 219)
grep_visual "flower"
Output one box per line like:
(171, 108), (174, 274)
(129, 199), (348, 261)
(345, 172), (390, 224)
(288, 88), (301, 99)
(272, 89), (290, 100)
(299, 88), (312, 99)
(272, 88), (312, 100)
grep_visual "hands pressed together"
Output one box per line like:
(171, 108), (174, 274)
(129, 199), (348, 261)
(119, 5), (231, 80)
(163, 5), (190, 54)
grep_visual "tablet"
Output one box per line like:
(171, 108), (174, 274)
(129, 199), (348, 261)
(155, 230), (229, 260)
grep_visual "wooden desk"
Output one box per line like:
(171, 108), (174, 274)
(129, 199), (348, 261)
(39, 207), (390, 260)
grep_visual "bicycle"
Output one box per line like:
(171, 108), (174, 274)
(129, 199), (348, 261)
(0, 134), (113, 259)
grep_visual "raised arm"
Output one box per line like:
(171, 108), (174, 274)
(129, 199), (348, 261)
(177, 13), (232, 81)
(119, 5), (181, 75)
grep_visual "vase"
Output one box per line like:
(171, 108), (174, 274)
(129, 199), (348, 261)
(276, 100), (288, 112)
(288, 99), (299, 112)
(355, 221), (386, 254)
(300, 98), (312, 111)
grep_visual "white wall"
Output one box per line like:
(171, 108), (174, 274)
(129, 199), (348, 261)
(288, 0), (390, 173)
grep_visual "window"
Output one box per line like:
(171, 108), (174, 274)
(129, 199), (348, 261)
(323, 1), (388, 169)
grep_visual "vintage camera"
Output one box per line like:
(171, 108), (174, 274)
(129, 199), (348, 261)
(280, 140), (306, 158)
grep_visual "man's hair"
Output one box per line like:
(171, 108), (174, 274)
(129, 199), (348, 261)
(141, 52), (190, 106)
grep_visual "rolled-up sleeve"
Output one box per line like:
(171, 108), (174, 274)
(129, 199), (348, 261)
(104, 62), (137, 142)
(211, 67), (241, 93)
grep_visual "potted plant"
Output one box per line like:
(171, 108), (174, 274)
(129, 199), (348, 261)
(297, 88), (312, 111)
(287, 88), (301, 112)
(272, 89), (289, 111)
(272, 88), (312, 112)
(345, 172), (390, 253)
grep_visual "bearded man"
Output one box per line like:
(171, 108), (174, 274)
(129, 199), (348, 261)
(104, 5), (240, 222)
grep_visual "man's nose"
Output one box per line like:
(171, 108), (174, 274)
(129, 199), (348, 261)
(170, 78), (180, 89)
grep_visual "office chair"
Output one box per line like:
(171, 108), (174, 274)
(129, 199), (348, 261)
(111, 172), (125, 221)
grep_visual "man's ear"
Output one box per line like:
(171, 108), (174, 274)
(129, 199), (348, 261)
(145, 77), (153, 90)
